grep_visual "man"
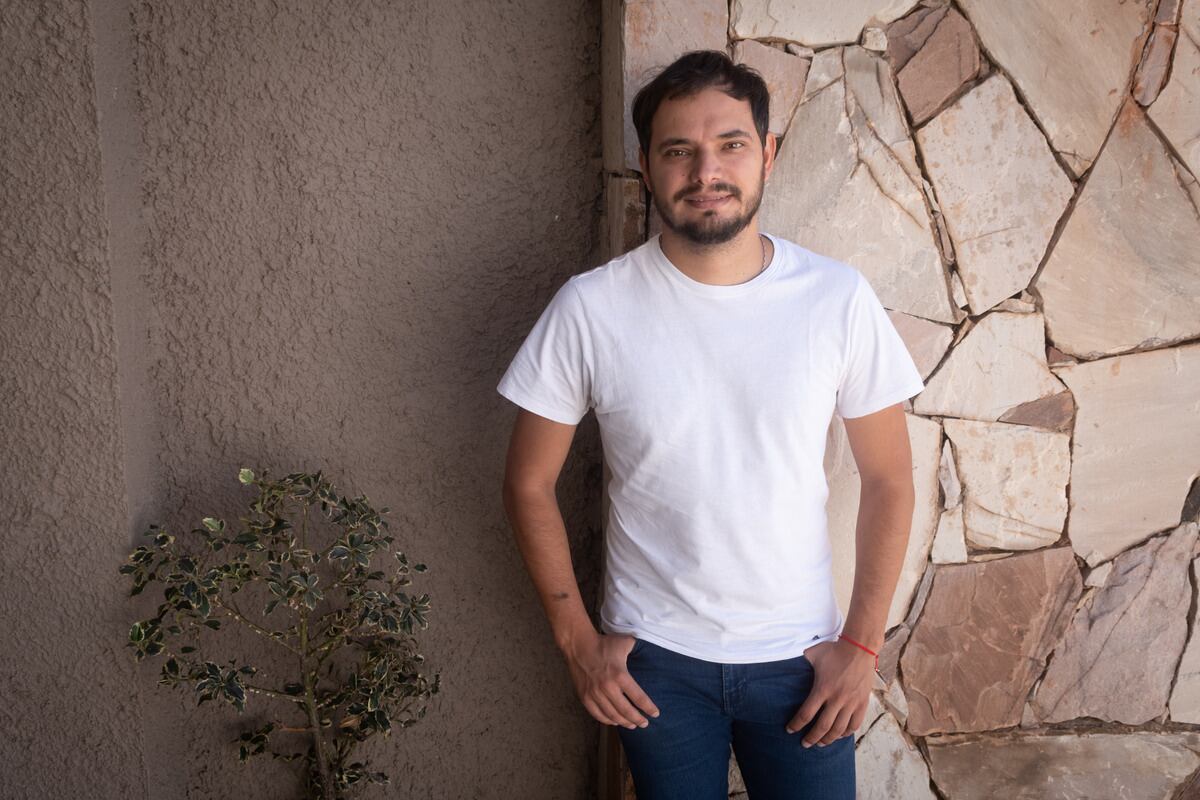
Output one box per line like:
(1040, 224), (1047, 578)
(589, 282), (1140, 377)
(498, 49), (924, 798)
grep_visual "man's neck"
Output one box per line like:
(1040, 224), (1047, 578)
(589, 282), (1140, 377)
(659, 225), (773, 287)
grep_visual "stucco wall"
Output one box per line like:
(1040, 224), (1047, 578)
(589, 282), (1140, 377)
(0, 1), (147, 797)
(2, 0), (605, 797)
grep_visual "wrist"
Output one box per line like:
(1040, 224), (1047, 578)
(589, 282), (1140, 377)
(554, 619), (598, 655)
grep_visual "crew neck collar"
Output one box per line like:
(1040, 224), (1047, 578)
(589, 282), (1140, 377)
(649, 232), (783, 297)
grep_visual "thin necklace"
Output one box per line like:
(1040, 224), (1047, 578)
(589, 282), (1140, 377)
(757, 234), (768, 276)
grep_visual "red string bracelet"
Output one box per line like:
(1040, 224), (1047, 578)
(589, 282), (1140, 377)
(838, 633), (885, 681)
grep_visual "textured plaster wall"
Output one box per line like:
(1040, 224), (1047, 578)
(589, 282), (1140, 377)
(2, 0), (604, 797)
(0, 1), (148, 797)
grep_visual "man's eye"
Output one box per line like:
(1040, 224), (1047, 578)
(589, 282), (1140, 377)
(727, 142), (744, 149)
(667, 150), (687, 157)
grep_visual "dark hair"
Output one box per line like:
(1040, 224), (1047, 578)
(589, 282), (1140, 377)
(631, 49), (770, 160)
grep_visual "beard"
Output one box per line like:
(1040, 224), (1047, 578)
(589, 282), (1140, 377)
(651, 163), (766, 246)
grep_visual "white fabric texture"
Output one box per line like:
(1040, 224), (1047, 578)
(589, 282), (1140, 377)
(497, 232), (925, 663)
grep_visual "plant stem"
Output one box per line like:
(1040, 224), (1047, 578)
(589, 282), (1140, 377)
(300, 612), (335, 800)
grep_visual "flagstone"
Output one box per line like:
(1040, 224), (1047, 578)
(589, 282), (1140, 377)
(731, 0), (921, 47)
(1147, 0), (1200, 177)
(1032, 523), (1198, 725)
(901, 547), (1081, 735)
(1052, 343), (1200, 565)
(916, 74), (1074, 314)
(943, 418), (1070, 551)
(926, 731), (1200, 799)
(913, 312), (1066, 422)
(956, 0), (1155, 175)
(1036, 102), (1200, 358)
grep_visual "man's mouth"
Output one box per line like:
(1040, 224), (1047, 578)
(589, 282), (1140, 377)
(686, 194), (732, 207)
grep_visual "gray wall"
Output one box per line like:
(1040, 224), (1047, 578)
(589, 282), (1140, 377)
(1, 0), (605, 796)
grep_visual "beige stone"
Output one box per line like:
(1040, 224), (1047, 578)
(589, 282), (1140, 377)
(896, 7), (981, 125)
(1084, 561), (1112, 588)
(1033, 523), (1199, 725)
(1148, 0), (1200, 177)
(862, 26), (889, 52)
(731, 0), (921, 47)
(931, 505), (967, 564)
(956, 0), (1155, 176)
(944, 418), (1070, 551)
(926, 731), (1200, 799)
(615, 0), (728, 172)
(761, 47), (958, 323)
(1053, 343), (1200, 565)
(916, 74), (1074, 315)
(856, 691), (888, 743)
(732, 40), (810, 136)
(886, 310), (953, 380)
(1037, 102), (1200, 358)
(856, 713), (937, 800)
(825, 413), (943, 630)
(913, 312), (1066, 422)
(901, 547), (1081, 735)
(993, 297), (1036, 313)
(1170, 555), (1200, 723)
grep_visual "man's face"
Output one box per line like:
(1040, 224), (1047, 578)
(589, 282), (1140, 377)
(639, 86), (776, 246)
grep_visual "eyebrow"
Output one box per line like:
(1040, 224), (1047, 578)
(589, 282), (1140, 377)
(657, 129), (755, 151)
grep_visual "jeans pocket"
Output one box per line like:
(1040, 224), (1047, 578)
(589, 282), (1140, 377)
(628, 637), (648, 659)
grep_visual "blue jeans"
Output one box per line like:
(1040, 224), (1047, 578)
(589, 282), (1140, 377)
(617, 638), (856, 799)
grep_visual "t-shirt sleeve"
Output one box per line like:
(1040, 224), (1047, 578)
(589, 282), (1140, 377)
(835, 270), (926, 419)
(496, 280), (595, 425)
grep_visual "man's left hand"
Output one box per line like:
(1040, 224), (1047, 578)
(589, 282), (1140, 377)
(785, 639), (873, 746)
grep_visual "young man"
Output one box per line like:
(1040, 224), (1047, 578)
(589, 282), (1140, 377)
(498, 50), (924, 798)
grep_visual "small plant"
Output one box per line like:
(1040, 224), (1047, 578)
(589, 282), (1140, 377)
(120, 468), (440, 799)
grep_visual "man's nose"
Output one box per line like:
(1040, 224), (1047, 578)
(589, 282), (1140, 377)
(689, 147), (723, 185)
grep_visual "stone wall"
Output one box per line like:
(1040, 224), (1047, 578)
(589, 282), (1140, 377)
(603, 1), (1200, 796)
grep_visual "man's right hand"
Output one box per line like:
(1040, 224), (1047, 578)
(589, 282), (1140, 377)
(562, 631), (661, 729)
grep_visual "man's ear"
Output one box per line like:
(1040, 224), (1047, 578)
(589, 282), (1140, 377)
(638, 150), (652, 194)
(763, 132), (777, 182)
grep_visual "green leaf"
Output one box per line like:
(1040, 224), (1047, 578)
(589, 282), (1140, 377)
(238, 468), (255, 484)
(202, 517), (224, 533)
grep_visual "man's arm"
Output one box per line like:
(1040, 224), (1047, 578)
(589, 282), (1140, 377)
(787, 401), (917, 747)
(500, 408), (594, 652)
(501, 408), (660, 730)
(839, 401), (918, 655)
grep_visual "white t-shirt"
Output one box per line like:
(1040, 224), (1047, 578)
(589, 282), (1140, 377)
(497, 232), (925, 663)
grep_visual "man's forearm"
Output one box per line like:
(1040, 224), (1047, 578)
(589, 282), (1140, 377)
(840, 478), (917, 652)
(502, 484), (597, 652)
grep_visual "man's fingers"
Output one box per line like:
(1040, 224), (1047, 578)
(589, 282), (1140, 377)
(619, 673), (661, 720)
(800, 704), (838, 748)
(583, 696), (619, 727)
(590, 690), (638, 729)
(817, 705), (855, 745)
(786, 691), (823, 735)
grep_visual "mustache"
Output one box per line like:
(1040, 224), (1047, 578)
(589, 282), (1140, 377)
(677, 185), (740, 201)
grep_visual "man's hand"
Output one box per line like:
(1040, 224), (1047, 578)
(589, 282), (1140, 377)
(562, 631), (661, 730)
(786, 639), (873, 746)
